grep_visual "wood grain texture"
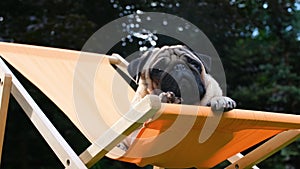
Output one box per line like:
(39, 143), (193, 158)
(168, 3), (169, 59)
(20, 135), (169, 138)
(0, 62), (12, 164)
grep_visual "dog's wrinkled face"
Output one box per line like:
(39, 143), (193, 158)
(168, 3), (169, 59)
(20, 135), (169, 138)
(149, 53), (206, 104)
(128, 45), (207, 105)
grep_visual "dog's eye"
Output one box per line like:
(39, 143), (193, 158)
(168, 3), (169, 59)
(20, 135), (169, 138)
(150, 68), (164, 78)
(151, 68), (164, 73)
(150, 69), (166, 83)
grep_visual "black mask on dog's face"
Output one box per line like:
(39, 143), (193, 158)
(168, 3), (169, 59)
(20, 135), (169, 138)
(127, 45), (207, 105)
(149, 55), (206, 105)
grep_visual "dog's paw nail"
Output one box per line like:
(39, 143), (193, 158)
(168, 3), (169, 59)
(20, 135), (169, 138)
(227, 100), (236, 109)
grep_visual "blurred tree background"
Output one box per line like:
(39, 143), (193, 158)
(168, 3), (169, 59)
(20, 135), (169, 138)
(0, 0), (299, 169)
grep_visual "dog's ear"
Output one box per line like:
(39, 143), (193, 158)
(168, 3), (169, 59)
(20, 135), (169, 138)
(127, 57), (141, 79)
(182, 45), (211, 73)
(178, 45), (211, 73)
(194, 52), (211, 73)
(127, 50), (152, 82)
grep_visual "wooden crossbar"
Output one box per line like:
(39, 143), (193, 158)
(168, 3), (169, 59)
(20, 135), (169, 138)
(226, 129), (300, 169)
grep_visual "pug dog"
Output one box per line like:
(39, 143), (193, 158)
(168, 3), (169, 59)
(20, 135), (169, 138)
(127, 45), (236, 111)
(116, 45), (236, 151)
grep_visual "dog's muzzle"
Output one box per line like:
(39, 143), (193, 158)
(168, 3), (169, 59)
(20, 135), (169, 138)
(150, 63), (206, 105)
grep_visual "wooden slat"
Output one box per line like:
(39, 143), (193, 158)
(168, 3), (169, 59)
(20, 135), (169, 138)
(80, 95), (161, 168)
(110, 53), (137, 83)
(226, 129), (300, 169)
(0, 63), (12, 164)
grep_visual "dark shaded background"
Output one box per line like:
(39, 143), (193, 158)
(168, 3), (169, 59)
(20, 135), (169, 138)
(0, 0), (299, 169)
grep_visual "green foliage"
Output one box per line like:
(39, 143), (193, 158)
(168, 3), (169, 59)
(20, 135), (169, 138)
(226, 1), (300, 113)
(0, 0), (299, 169)
(225, 1), (300, 168)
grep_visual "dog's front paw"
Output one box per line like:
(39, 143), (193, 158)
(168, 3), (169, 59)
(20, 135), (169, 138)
(159, 91), (183, 104)
(208, 96), (236, 111)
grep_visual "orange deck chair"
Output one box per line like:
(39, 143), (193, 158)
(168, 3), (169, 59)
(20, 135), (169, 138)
(0, 42), (299, 169)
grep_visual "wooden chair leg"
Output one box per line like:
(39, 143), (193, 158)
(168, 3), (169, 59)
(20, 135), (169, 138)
(0, 66), (12, 164)
(226, 130), (300, 169)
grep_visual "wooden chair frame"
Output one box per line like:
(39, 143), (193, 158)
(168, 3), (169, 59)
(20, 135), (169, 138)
(0, 42), (299, 169)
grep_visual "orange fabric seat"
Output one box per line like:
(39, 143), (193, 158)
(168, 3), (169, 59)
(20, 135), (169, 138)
(114, 104), (300, 168)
